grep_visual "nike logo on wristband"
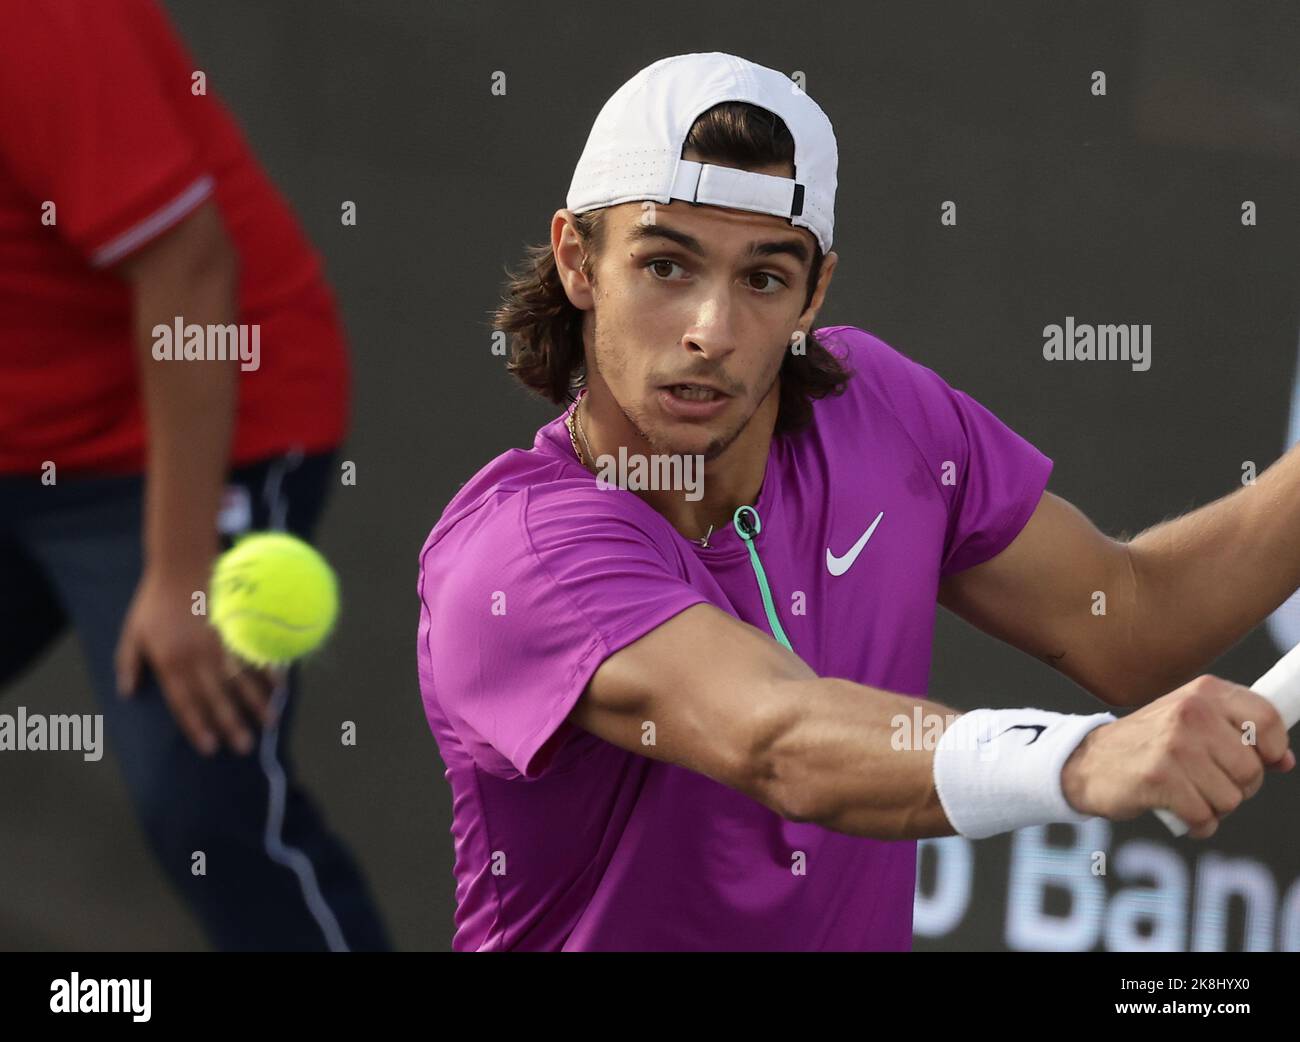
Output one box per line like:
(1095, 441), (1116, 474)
(825, 511), (884, 576)
(979, 724), (1048, 747)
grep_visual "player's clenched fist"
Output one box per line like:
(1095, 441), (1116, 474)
(1060, 674), (1297, 839)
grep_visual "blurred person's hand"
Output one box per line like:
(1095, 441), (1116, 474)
(115, 564), (276, 756)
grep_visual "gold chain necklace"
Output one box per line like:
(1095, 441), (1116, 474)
(564, 393), (716, 549)
(564, 391), (596, 468)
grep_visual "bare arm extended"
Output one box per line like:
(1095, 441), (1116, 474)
(567, 602), (1295, 841)
(568, 602), (958, 840)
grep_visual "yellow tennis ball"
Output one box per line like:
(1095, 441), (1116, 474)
(209, 532), (339, 667)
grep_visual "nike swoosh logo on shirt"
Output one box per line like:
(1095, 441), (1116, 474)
(825, 510), (884, 576)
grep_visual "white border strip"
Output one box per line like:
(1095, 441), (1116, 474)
(90, 174), (215, 268)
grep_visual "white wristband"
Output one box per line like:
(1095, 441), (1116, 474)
(932, 707), (1115, 839)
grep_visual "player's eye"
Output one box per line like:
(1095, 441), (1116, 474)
(747, 271), (789, 294)
(646, 258), (683, 280)
(645, 258), (789, 295)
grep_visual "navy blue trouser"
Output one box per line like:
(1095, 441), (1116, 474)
(0, 451), (391, 951)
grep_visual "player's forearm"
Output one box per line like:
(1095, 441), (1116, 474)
(131, 260), (239, 583)
(764, 676), (959, 840)
(1121, 443), (1300, 704)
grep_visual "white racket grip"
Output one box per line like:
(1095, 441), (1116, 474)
(1156, 642), (1300, 836)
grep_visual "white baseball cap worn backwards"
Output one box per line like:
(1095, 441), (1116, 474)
(566, 52), (839, 254)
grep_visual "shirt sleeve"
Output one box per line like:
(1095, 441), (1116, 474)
(0, 0), (212, 266)
(823, 326), (1054, 579)
(934, 382), (1054, 576)
(417, 482), (711, 782)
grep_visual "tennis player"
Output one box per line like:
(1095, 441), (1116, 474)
(416, 52), (1297, 951)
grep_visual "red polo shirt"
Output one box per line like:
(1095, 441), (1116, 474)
(0, 0), (348, 475)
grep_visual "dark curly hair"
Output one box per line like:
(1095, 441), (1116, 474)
(491, 101), (851, 435)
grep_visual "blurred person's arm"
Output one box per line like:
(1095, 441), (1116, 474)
(120, 201), (236, 596)
(113, 200), (270, 754)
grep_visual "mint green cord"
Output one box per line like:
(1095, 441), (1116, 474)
(732, 505), (793, 651)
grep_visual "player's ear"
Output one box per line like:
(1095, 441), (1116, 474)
(799, 249), (837, 328)
(551, 209), (596, 311)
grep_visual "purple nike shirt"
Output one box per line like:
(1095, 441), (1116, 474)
(416, 325), (1053, 951)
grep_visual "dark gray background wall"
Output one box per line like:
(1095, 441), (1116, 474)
(2, 0), (1298, 950)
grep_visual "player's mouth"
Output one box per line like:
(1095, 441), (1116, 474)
(658, 382), (732, 420)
